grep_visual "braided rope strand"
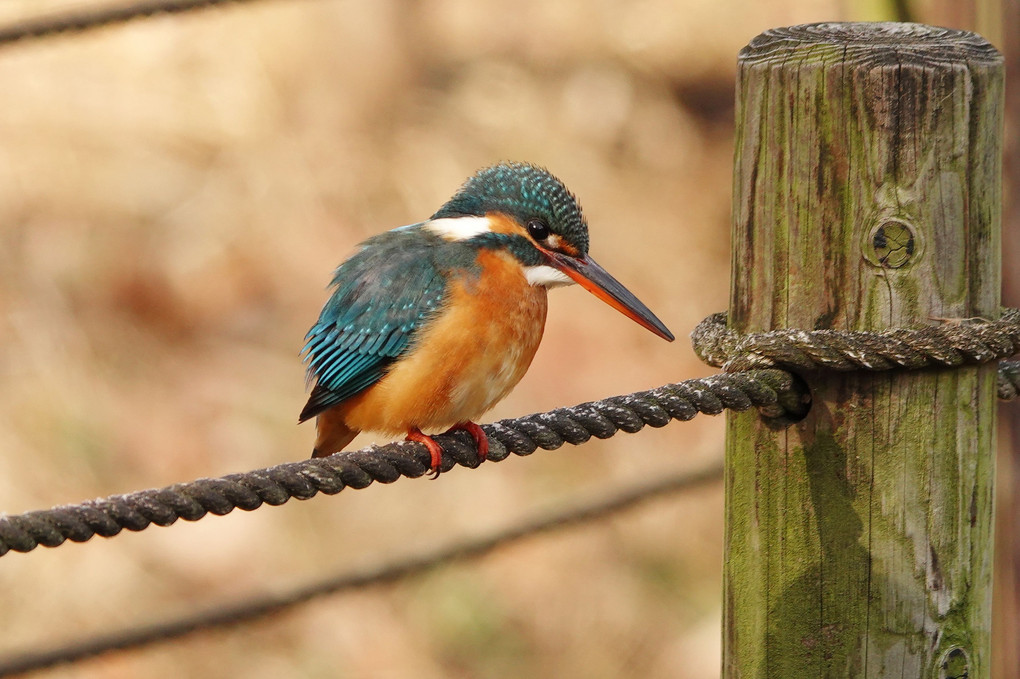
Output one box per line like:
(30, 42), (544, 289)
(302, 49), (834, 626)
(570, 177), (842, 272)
(0, 0), (263, 47)
(0, 461), (723, 677)
(0, 369), (802, 558)
(692, 309), (1020, 392)
(998, 360), (1020, 400)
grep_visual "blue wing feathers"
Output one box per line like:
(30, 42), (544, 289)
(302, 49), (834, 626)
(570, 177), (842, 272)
(299, 226), (453, 422)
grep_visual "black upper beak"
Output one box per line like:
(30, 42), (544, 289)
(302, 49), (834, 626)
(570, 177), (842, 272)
(547, 252), (675, 342)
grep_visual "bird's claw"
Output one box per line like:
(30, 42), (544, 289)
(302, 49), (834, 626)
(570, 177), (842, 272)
(406, 422), (489, 479)
(405, 428), (445, 479)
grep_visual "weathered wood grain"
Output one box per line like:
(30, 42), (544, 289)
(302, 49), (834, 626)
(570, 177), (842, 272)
(724, 22), (1003, 678)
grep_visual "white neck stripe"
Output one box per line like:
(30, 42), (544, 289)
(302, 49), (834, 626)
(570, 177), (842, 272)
(424, 216), (493, 241)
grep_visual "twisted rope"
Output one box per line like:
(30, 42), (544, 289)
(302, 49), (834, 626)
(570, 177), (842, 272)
(0, 369), (803, 558)
(692, 308), (1020, 399)
(0, 460), (723, 677)
(0, 0), (267, 48)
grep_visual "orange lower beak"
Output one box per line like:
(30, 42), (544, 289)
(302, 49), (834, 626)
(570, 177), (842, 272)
(547, 252), (674, 341)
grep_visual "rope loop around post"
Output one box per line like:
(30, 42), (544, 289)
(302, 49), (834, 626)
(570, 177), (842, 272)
(691, 308), (1020, 399)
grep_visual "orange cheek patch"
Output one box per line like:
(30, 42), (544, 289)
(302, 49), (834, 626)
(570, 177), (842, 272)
(485, 212), (529, 236)
(545, 236), (580, 258)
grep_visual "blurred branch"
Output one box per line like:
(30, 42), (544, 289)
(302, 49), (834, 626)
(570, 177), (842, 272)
(0, 0), (277, 47)
(0, 461), (723, 677)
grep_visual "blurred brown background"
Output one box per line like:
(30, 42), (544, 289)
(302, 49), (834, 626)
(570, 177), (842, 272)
(0, 1), (1014, 677)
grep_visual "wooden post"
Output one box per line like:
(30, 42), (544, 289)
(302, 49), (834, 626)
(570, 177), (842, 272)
(725, 23), (1003, 677)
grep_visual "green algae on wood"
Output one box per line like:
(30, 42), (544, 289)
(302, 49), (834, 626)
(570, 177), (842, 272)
(724, 22), (1003, 678)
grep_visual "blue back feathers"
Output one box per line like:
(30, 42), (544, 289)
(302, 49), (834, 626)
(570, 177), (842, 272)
(300, 228), (448, 421)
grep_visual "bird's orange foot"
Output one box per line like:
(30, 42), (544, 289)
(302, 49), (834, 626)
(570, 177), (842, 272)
(406, 427), (444, 479)
(446, 421), (489, 463)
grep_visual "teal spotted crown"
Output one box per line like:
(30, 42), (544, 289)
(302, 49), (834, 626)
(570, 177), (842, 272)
(432, 162), (590, 254)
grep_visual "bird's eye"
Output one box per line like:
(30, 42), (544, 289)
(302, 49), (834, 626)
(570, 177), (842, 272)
(527, 219), (550, 241)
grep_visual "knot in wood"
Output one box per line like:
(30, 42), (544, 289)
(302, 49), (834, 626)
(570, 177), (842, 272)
(869, 220), (916, 269)
(937, 647), (970, 679)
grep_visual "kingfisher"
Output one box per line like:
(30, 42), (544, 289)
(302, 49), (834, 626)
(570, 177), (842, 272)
(300, 162), (674, 476)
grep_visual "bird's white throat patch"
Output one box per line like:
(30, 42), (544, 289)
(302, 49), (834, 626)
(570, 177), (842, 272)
(524, 265), (574, 288)
(425, 216), (493, 241)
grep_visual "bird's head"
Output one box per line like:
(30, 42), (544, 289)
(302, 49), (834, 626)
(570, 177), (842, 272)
(429, 162), (674, 342)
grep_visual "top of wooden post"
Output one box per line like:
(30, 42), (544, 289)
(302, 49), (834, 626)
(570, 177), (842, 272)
(741, 22), (1000, 67)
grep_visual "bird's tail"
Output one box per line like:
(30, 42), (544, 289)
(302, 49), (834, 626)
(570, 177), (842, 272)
(311, 409), (359, 458)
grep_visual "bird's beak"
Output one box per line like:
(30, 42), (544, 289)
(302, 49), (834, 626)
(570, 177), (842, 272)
(546, 252), (675, 341)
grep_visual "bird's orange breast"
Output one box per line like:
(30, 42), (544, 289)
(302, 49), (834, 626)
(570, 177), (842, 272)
(338, 248), (548, 434)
